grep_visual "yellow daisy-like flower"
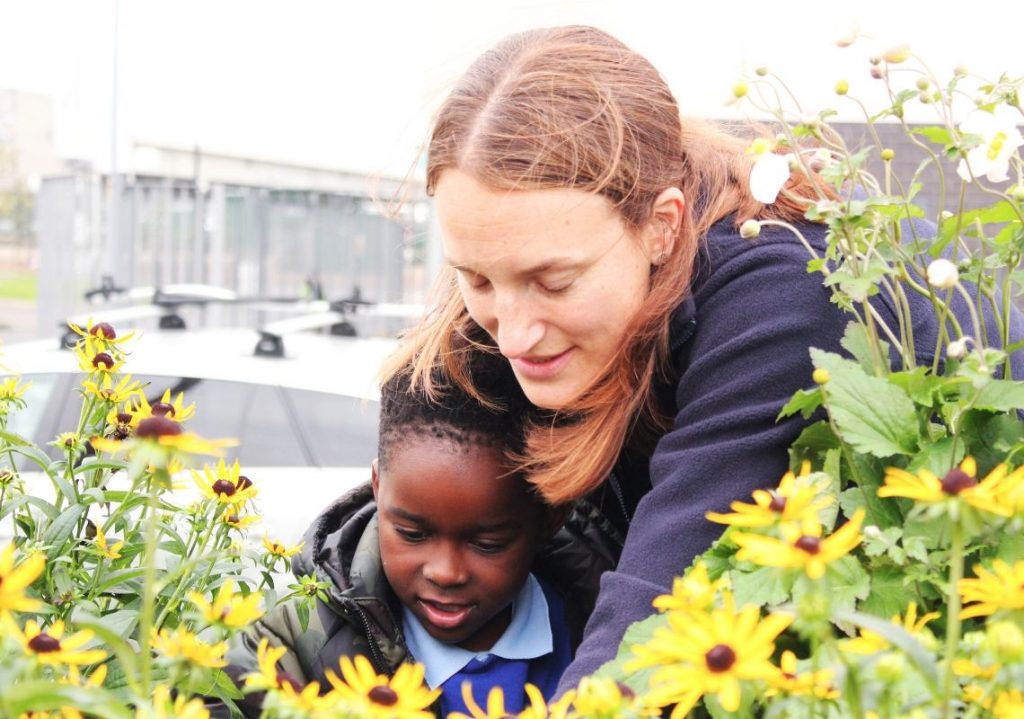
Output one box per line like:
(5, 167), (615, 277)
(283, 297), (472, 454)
(626, 592), (793, 716)
(244, 638), (290, 692)
(56, 664), (109, 719)
(188, 579), (264, 629)
(959, 560), (1024, 618)
(53, 432), (84, 452)
(707, 462), (832, 528)
(133, 388), (197, 423)
(193, 460), (258, 506)
(106, 402), (141, 432)
(878, 457), (1022, 517)
(67, 319), (136, 348)
(15, 618), (107, 666)
(766, 650), (839, 699)
(570, 676), (657, 719)
(222, 508), (260, 530)
(840, 602), (940, 655)
(151, 626), (228, 668)
(446, 684), (510, 719)
(952, 658), (1000, 680)
(263, 536), (304, 559)
(992, 690), (1024, 719)
(95, 526), (124, 560)
(326, 654), (439, 719)
(137, 685), (210, 719)
(0, 542), (45, 616)
(652, 561), (729, 615)
(244, 638), (325, 714)
(91, 415), (235, 459)
(732, 509), (865, 580)
(0, 375), (31, 402)
(83, 373), (143, 404)
(74, 337), (126, 375)
(520, 684), (576, 719)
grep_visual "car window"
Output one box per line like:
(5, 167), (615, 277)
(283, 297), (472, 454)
(17, 373), (378, 468)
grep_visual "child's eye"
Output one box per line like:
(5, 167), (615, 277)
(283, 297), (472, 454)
(472, 539), (509, 554)
(395, 527), (427, 543)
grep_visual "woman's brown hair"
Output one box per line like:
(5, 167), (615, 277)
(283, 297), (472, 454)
(384, 25), (822, 505)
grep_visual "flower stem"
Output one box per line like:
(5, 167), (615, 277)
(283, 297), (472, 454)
(941, 521), (965, 719)
(137, 468), (165, 694)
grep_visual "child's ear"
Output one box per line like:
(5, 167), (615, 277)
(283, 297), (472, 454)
(371, 458), (380, 500)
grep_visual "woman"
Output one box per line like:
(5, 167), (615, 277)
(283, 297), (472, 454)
(384, 25), (1008, 690)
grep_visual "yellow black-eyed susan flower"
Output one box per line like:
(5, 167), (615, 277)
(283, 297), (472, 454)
(878, 457), (1023, 518)
(732, 509), (865, 580)
(74, 338), (125, 376)
(221, 508), (260, 531)
(14, 618), (107, 666)
(626, 593), (792, 716)
(326, 654), (439, 719)
(94, 526), (124, 561)
(840, 602), (940, 655)
(652, 561), (729, 615)
(263, 536), (304, 559)
(134, 388), (197, 423)
(67, 319), (136, 348)
(244, 640), (325, 712)
(959, 560), (1024, 618)
(136, 685), (210, 719)
(91, 414), (234, 459)
(83, 373), (143, 404)
(520, 684), (576, 719)
(445, 684), (510, 719)
(707, 462), (833, 529)
(0, 541), (45, 616)
(570, 676), (656, 719)
(193, 460), (257, 506)
(765, 650), (839, 699)
(151, 626), (227, 668)
(188, 579), (263, 629)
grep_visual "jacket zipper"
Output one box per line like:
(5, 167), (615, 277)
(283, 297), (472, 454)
(349, 601), (389, 674)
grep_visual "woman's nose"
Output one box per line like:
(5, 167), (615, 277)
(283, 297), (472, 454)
(493, 295), (545, 359)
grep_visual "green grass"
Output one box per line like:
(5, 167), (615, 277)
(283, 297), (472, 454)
(0, 272), (38, 300)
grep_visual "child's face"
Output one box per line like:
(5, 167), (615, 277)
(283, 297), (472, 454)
(372, 437), (554, 652)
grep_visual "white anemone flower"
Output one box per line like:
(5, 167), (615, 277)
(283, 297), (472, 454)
(956, 105), (1023, 183)
(748, 138), (791, 204)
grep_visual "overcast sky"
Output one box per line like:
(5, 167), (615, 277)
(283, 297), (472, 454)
(1, 0), (1021, 178)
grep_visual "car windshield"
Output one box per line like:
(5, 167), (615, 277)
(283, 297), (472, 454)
(7, 373), (379, 468)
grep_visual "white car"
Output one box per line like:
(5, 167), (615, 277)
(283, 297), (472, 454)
(1, 324), (396, 543)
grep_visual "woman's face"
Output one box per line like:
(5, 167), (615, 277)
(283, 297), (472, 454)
(434, 169), (659, 409)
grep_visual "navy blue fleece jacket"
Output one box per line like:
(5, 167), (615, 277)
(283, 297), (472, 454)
(557, 217), (1024, 691)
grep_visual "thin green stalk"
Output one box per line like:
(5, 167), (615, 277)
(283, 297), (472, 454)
(137, 468), (165, 694)
(153, 503), (222, 630)
(941, 521), (965, 719)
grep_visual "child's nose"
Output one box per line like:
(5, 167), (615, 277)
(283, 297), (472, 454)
(422, 547), (469, 588)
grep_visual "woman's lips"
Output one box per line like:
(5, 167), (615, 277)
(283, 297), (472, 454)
(510, 348), (574, 380)
(418, 599), (475, 630)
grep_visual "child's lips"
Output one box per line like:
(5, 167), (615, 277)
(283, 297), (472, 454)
(418, 598), (475, 630)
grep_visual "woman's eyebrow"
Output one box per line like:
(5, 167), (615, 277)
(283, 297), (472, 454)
(446, 258), (582, 276)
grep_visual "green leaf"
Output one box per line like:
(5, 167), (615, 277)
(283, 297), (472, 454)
(778, 387), (823, 420)
(860, 565), (914, 618)
(0, 493), (58, 522)
(296, 599), (311, 633)
(824, 554), (871, 614)
(907, 438), (964, 476)
(42, 504), (86, 557)
(594, 610), (668, 694)
(911, 125), (954, 146)
(888, 367), (952, 407)
(833, 608), (941, 693)
(1, 682), (133, 719)
(840, 322), (891, 374)
(973, 379), (1024, 411)
(812, 349), (920, 457)
(730, 565), (794, 608)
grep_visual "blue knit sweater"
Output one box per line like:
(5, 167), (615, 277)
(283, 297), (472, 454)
(558, 217), (1024, 691)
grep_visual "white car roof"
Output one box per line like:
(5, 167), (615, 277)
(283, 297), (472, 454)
(1, 328), (397, 400)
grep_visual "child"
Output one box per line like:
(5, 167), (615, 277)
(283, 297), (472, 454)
(223, 352), (615, 717)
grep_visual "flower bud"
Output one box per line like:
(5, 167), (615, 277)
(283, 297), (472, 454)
(863, 525), (882, 539)
(881, 148), (895, 161)
(1009, 184), (1024, 202)
(947, 338), (968, 360)
(809, 149), (831, 172)
(835, 29), (859, 48)
(739, 219), (761, 239)
(882, 45), (911, 64)
(755, 66), (769, 77)
(926, 258), (959, 289)
(918, 91), (932, 104)
(875, 653), (907, 682)
(916, 78), (930, 91)
(869, 55), (881, 66)
(835, 79), (849, 96)
(813, 368), (831, 384)
(870, 66), (886, 80)
(940, 210), (955, 221)
(954, 64), (968, 78)
(733, 82), (748, 99)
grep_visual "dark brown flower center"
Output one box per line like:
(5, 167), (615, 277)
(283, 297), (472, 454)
(211, 480), (236, 497)
(768, 493), (787, 512)
(116, 412), (133, 424)
(617, 682), (635, 700)
(226, 514), (240, 524)
(368, 686), (398, 706)
(795, 536), (822, 554)
(92, 352), (115, 370)
(705, 644), (737, 673)
(237, 475), (254, 490)
(150, 402), (175, 417)
(135, 416), (182, 439)
(28, 633), (61, 653)
(91, 323), (116, 340)
(941, 468), (977, 495)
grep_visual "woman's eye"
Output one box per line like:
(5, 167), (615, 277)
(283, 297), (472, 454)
(539, 281), (573, 295)
(395, 527), (427, 543)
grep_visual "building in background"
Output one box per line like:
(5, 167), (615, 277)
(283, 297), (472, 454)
(36, 142), (430, 337)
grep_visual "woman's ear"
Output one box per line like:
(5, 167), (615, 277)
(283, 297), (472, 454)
(647, 187), (685, 261)
(371, 458), (380, 500)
